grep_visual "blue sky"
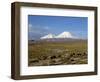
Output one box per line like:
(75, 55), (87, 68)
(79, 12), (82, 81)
(28, 15), (88, 40)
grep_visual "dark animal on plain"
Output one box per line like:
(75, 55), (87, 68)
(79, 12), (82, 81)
(70, 53), (75, 56)
(51, 56), (56, 59)
(58, 55), (61, 58)
(72, 53), (75, 56)
(73, 53), (75, 55)
(83, 52), (87, 55)
(77, 53), (81, 56)
(71, 59), (74, 61)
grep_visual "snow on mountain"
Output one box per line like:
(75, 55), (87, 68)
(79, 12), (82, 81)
(56, 31), (74, 38)
(40, 34), (55, 39)
(40, 31), (76, 39)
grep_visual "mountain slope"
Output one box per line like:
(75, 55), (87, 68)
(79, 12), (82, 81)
(40, 34), (55, 39)
(40, 31), (76, 39)
(56, 31), (74, 38)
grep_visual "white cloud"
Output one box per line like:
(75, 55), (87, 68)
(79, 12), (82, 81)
(28, 24), (50, 36)
(29, 24), (32, 28)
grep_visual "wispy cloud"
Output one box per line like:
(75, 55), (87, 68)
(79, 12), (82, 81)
(29, 24), (32, 28)
(28, 24), (50, 40)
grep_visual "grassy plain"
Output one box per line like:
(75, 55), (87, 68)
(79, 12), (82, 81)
(28, 40), (87, 66)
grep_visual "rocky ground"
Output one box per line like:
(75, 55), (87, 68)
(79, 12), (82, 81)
(28, 48), (87, 66)
(28, 40), (87, 66)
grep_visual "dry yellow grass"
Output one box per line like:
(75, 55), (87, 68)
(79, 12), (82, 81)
(28, 40), (87, 66)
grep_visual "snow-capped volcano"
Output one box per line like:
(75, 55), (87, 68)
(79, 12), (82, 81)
(56, 31), (74, 38)
(40, 34), (55, 39)
(40, 31), (76, 39)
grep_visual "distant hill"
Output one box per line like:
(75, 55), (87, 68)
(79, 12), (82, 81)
(29, 38), (87, 44)
(40, 38), (87, 42)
